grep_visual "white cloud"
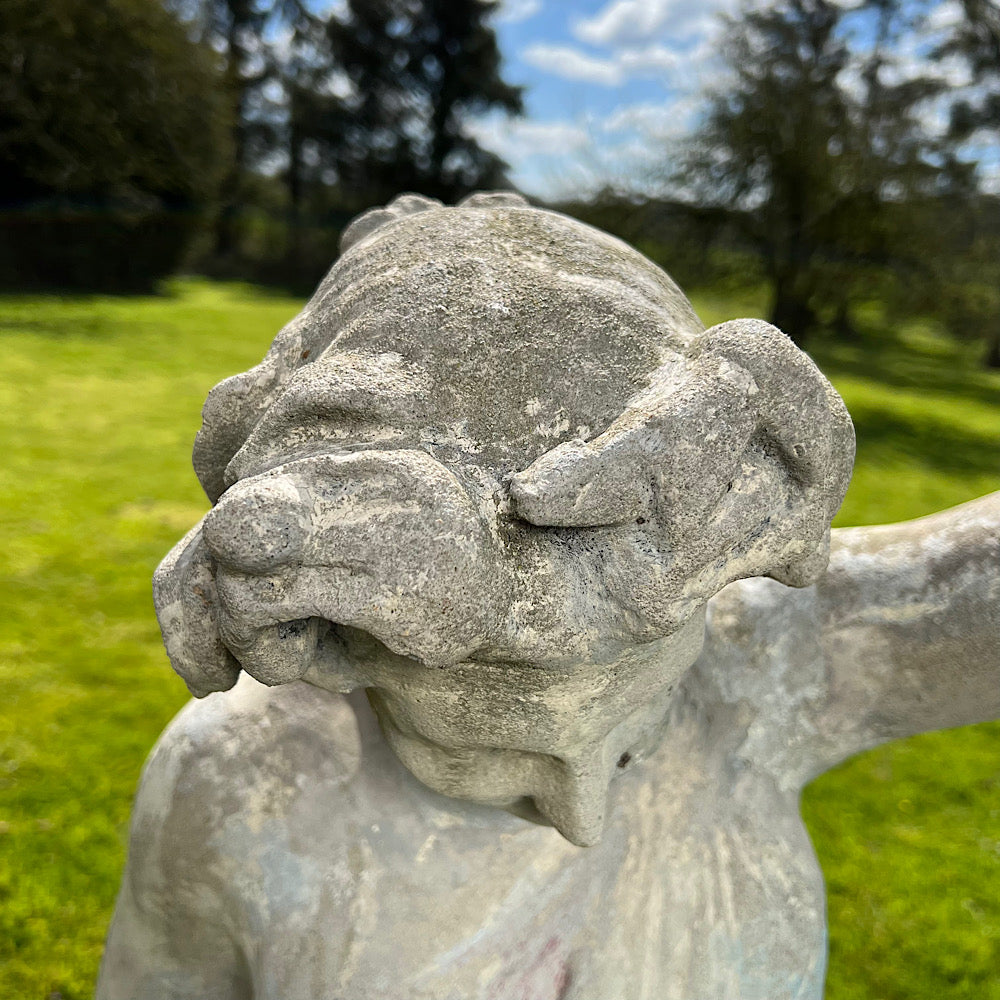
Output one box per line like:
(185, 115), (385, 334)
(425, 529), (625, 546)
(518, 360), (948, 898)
(468, 116), (592, 160)
(522, 44), (623, 86)
(618, 45), (681, 75)
(468, 114), (622, 199)
(310, 0), (346, 15)
(521, 38), (718, 88)
(602, 99), (696, 139)
(617, 39), (715, 79)
(924, 0), (965, 34)
(468, 106), (698, 200)
(603, 103), (668, 134)
(574, 0), (732, 47)
(576, 0), (671, 46)
(980, 163), (1000, 195)
(494, 0), (542, 24)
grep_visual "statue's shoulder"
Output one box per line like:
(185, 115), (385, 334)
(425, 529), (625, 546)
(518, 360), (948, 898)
(152, 673), (363, 780)
(132, 677), (366, 862)
(704, 573), (818, 648)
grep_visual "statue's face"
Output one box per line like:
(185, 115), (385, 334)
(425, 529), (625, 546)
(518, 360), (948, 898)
(155, 196), (853, 846)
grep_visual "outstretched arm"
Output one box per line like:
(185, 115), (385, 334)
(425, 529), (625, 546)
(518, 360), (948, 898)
(805, 491), (1000, 778)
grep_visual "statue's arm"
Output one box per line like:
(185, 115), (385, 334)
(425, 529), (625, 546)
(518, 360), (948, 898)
(806, 490), (1000, 776)
(96, 706), (249, 1000)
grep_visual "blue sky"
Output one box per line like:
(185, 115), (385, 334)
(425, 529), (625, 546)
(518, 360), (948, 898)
(307, 1), (989, 200)
(478, 0), (740, 198)
(472, 0), (990, 200)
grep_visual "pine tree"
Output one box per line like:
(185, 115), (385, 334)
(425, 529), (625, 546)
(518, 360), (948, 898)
(320, 0), (524, 208)
(678, 0), (967, 344)
(935, 0), (1000, 365)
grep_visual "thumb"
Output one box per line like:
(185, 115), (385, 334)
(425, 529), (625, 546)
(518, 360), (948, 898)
(152, 522), (241, 697)
(508, 354), (757, 528)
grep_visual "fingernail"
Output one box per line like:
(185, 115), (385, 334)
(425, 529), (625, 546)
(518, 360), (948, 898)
(233, 618), (319, 686)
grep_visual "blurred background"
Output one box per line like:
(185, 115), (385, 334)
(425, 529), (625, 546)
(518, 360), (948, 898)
(1, 1), (998, 997)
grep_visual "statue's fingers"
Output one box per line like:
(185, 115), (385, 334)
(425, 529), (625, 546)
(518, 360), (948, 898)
(202, 464), (353, 686)
(705, 319), (854, 513)
(202, 472), (310, 575)
(152, 523), (240, 698)
(205, 450), (493, 580)
(203, 450), (506, 678)
(211, 573), (326, 687)
(212, 553), (487, 684)
(509, 354), (757, 530)
(210, 562), (401, 687)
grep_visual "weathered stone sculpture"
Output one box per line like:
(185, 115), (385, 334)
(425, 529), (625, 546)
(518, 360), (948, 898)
(98, 194), (1000, 1000)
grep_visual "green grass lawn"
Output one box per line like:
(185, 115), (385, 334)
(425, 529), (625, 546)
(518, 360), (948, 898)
(1, 279), (998, 999)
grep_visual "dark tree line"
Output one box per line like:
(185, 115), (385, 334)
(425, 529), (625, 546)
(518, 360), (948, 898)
(3, 0), (998, 363)
(0, 0), (231, 290)
(0, 0), (522, 290)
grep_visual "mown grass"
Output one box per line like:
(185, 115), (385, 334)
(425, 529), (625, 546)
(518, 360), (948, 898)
(0, 280), (301, 998)
(1, 279), (998, 998)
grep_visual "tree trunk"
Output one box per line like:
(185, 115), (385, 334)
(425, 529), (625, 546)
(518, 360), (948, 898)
(832, 299), (859, 340)
(769, 275), (816, 346)
(213, 28), (247, 260)
(287, 110), (306, 277)
(984, 324), (1000, 369)
(214, 200), (241, 260)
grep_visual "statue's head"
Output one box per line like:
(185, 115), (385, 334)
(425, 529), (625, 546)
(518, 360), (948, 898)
(154, 193), (854, 845)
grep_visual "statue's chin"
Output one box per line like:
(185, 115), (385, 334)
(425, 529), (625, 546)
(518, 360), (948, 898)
(349, 613), (707, 847)
(368, 699), (608, 847)
(368, 689), (675, 847)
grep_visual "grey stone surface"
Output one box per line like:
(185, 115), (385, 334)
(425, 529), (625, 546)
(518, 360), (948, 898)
(152, 193), (853, 846)
(100, 495), (1000, 999)
(96, 195), (999, 998)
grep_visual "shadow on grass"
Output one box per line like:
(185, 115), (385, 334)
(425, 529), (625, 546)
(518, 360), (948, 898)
(849, 404), (1000, 480)
(0, 316), (110, 337)
(813, 330), (1000, 411)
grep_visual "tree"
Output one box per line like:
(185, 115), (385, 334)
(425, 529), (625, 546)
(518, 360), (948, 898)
(254, 0), (525, 286)
(170, 0), (313, 257)
(677, 0), (968, 344)
(940, 0), (1000, 129)
(935, 0), (1000, 365)
(319, 0), (524, 208)
(170, 0), (524, 280)
(0, 0), (231, 289)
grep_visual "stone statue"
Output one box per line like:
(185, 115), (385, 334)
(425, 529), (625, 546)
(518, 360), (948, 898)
(97, 194), (1000, 1000)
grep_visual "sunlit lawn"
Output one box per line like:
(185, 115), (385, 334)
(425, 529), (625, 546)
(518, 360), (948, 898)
(1, 279), (998, 998)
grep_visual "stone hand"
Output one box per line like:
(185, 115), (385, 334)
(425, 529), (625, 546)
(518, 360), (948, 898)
(156, 449), (512, 695)
(508, 319), (854, 637)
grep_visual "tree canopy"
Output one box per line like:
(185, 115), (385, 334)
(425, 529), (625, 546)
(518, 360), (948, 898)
(307, 0), (524, 208)
(0, 0), (232, 288)
(172, 0), (524, 281)
(935, 0), (1000, 364)
(0, 0), (229, 209)
(0, 0), (525, 288)
(677, 0), (971, 344)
